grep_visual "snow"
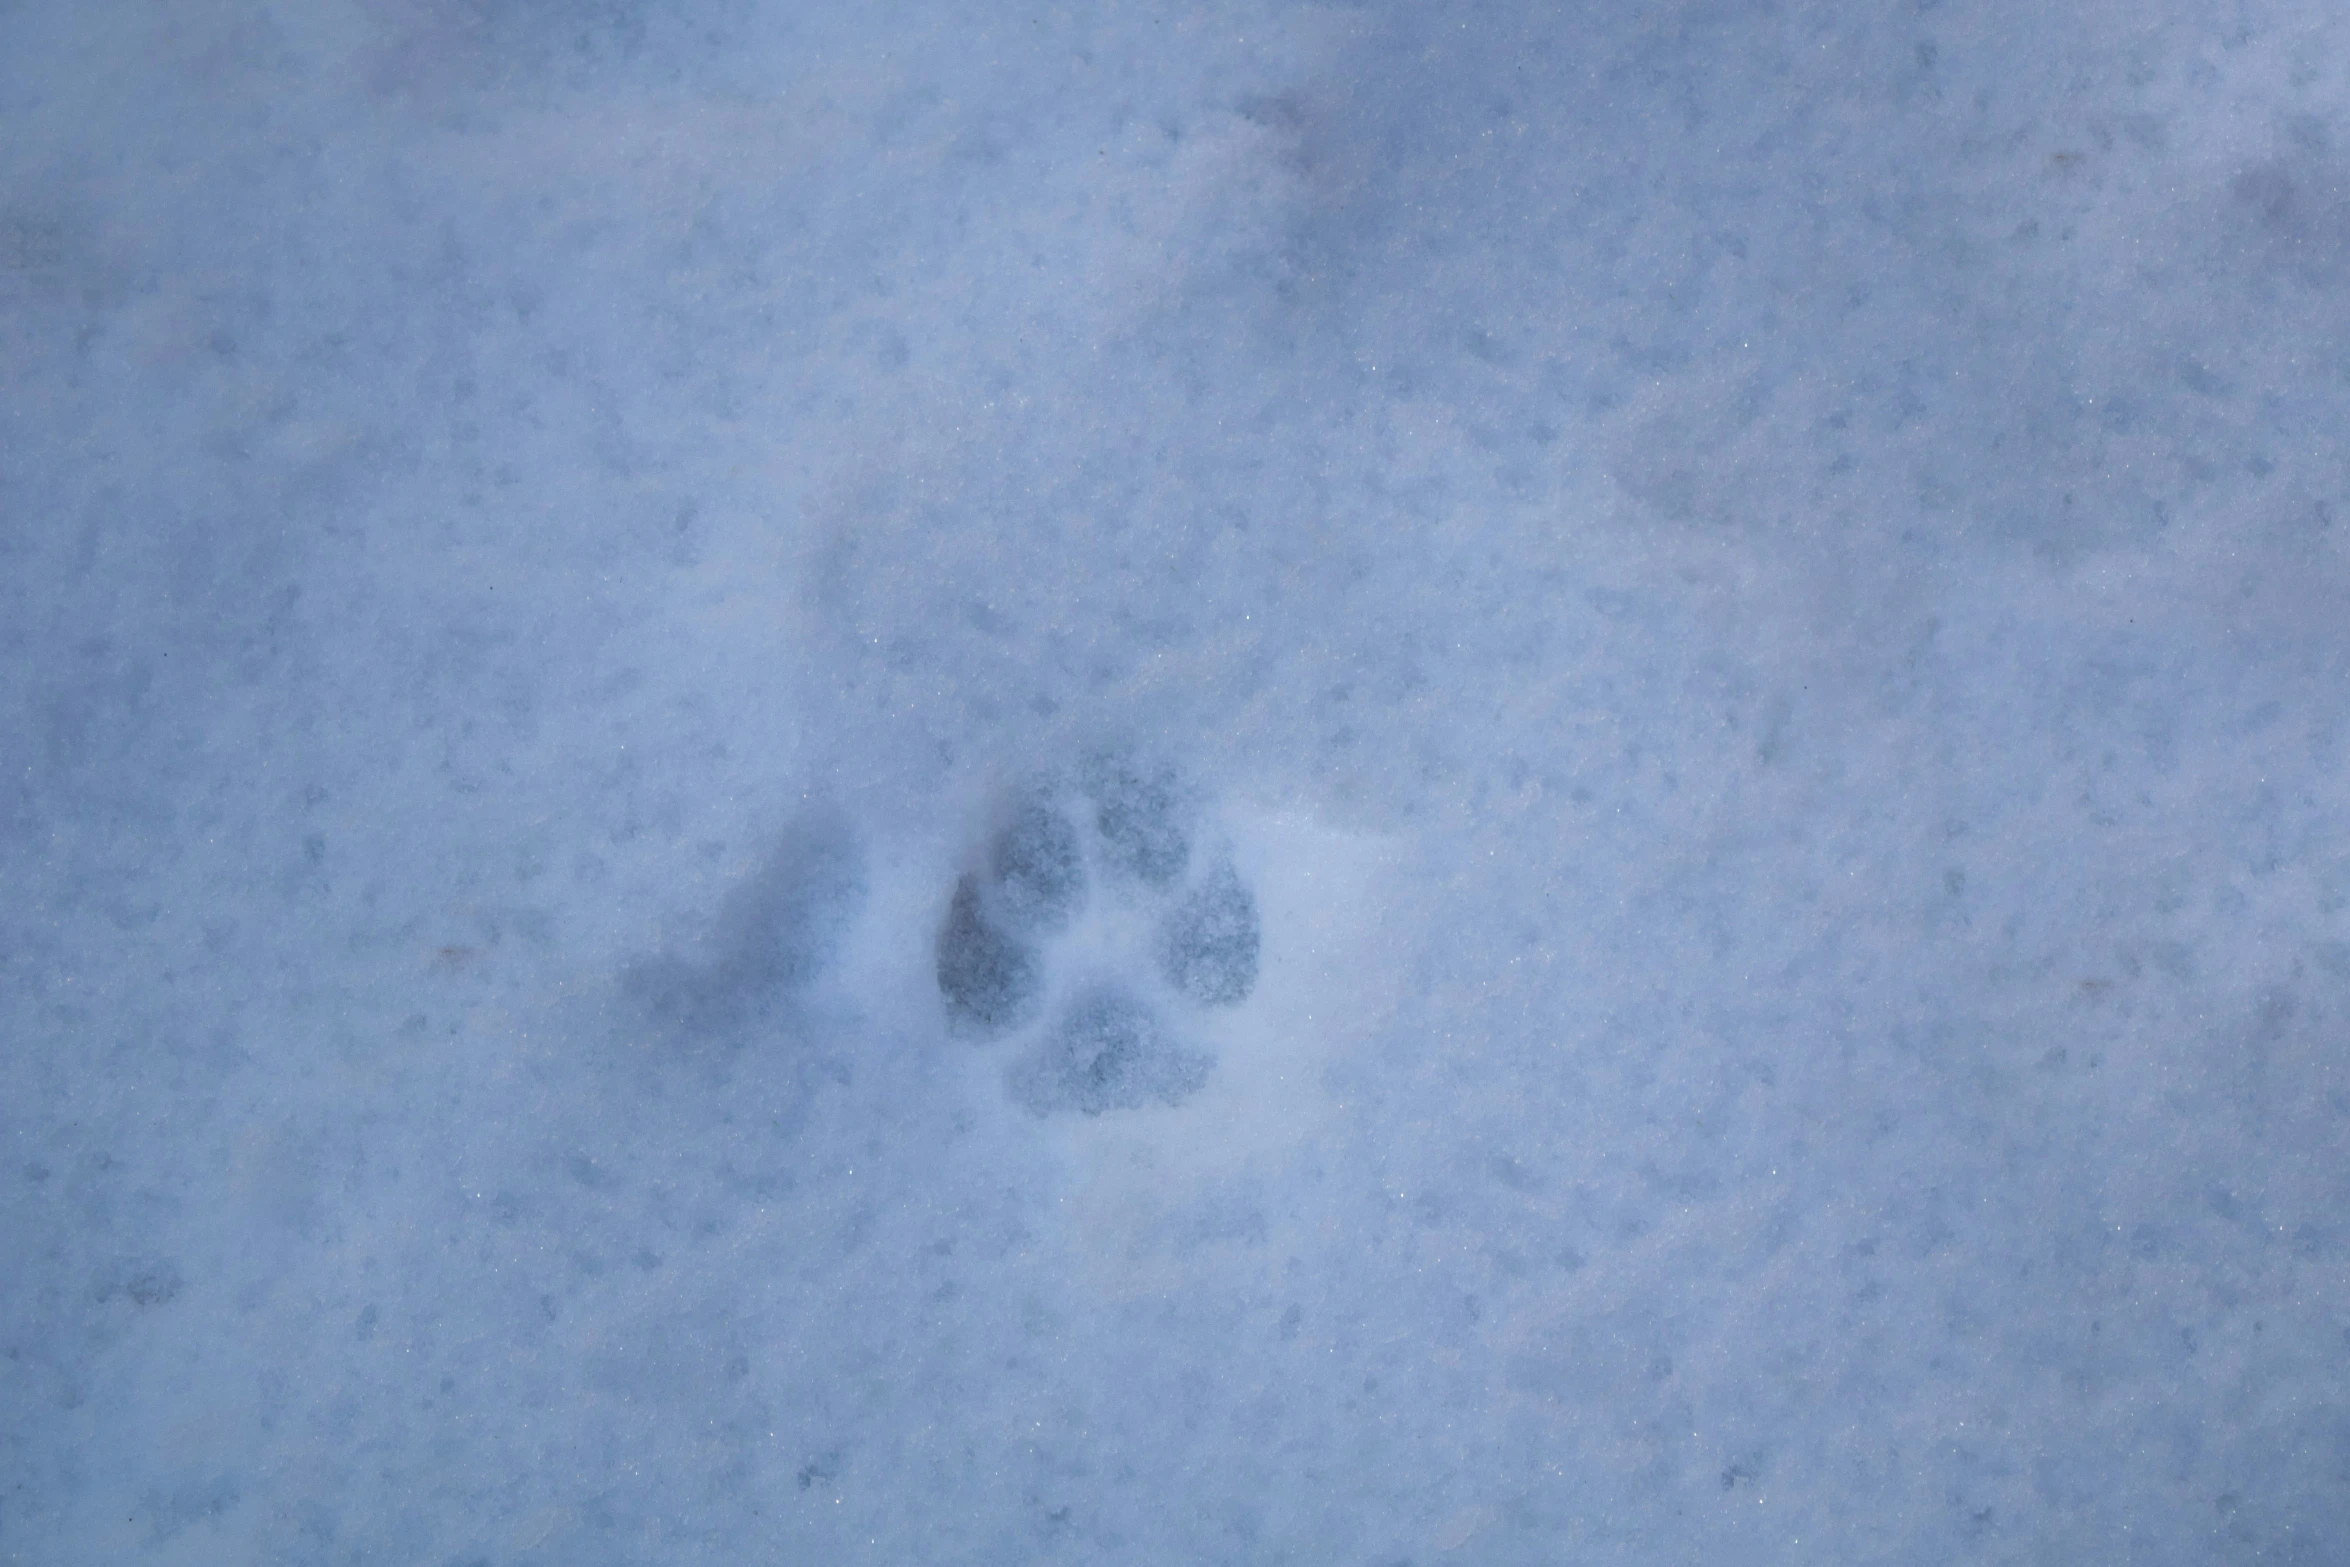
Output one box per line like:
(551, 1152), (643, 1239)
(5, 1), (2347, 1561)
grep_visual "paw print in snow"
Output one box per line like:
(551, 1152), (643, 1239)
(1006, 985), (1212, 1117)
(935, 755), (1260, 1116)
(1084, 752), (1191, 889)
(1158, 861), (1260, 1007)
(990, 792), (1087, 936)
(935, 874), (1044, 1034)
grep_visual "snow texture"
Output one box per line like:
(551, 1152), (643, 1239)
(5, 0), (2350, 1562)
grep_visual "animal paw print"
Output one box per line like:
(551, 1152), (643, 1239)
(936, 753), (1261, 1116)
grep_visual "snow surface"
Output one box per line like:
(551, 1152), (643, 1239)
(4, 1), (2348, 1561)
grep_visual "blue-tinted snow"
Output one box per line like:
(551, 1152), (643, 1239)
(4, 2), (2347, 1561)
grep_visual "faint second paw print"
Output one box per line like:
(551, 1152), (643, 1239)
(936, 752), (1260, 1116)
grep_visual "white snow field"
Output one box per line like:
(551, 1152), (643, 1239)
(4, 1), (2347, 1562)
